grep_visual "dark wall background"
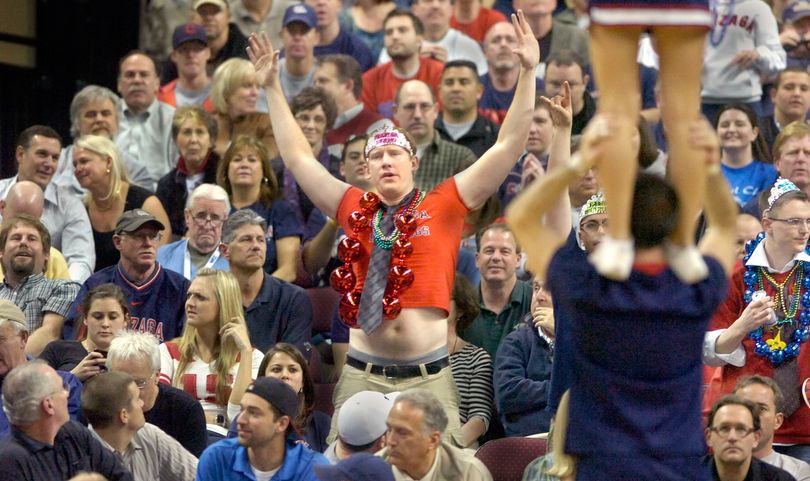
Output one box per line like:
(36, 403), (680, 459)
(1, 0), (140, 178)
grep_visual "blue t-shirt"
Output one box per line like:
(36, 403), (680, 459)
(720, 160), (778, 206)
(197, 438), (328, 481)
(547, 230), (727, 466)
(479, 74), (545, 123)
(314, 28), (375, 72)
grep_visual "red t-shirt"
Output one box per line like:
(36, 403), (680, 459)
(704, 262), (810, 444)
(361, 58), (445, 119)
(450, 8), (508, 44)
(335, 178), (470, 315)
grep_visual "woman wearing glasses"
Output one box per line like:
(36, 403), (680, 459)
(73, 135), (171, 271)
(157, 106), (221, 240)
(39, 284), (129, 382)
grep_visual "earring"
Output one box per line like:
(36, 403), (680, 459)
(106, 168), (111, 174)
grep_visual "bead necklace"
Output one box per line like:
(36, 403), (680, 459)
(742, 233), (810, 365)
(330, 191), (424, 327)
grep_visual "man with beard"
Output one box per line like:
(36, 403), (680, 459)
(158, 184), (231, 280)
(362, 10), (445, 118)
(54, 85), (151, 198)
(0, 215), (80, 356)
(392, 79), (477, 192)
(116, 51), (178, 190)
(196, 377), (328, 481)
(0, 181), (69, 279)
(63, 210), (190, 343)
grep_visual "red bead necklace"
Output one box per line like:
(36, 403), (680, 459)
(330, 191), (423, 327)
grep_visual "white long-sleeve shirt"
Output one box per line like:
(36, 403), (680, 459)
(701, 0), (786, 103)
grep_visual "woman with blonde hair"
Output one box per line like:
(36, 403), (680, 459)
(217, 135), (302, 282)
(159, 268), (263, 429)
(211, 58), (278, 159)
(73, 135), (171, 270)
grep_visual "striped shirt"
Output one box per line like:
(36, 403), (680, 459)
(159, 341), (264, 423)
(0, 273), (80, 332)
(450, 342), (494, 427)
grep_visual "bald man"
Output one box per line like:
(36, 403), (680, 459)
(392, 79), (477, 192)
(0, 181), (70, 279)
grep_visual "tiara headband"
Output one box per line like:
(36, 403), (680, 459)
(766, 177), (800, 212)
(579, 192), (607, 222)
(364, 129), (415, 158)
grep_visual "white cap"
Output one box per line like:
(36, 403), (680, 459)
(338, 391), (398, 446)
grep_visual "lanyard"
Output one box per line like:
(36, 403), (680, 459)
(183, 242), (222, 280)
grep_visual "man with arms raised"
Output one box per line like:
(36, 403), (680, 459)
(248, 9), (538, 446)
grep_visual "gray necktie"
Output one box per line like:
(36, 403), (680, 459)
(355, 192), (415, 335)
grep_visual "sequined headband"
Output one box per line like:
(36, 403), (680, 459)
(364, 129), (414, 157)
(579, 192), (607, 222)
(766, 177), (800, 211)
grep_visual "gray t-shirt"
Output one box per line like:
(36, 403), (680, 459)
(279, 58), (315, 101)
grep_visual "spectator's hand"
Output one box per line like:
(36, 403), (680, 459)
(541, 81), (573, 128)
(512, 10), (540, 70)
(71, 350), (106, 381)
(533, 306), (555, 336)
(247, 32), (280, 89)
(420, 44), (449, 63)
(688, 118), (721, 174)
(520, 153), (545, 188)
(732, 296), (776, 334)
(221, 317), (252, 352)
(780, 26), (801, 49)
(730, 49), (760, 69)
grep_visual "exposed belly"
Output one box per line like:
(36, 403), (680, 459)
(349, 307), (449, 360)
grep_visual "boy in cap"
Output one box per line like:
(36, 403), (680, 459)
(158, 23), (214, 109)
(63, 209), (190, 342)
(197, 377), (329, 481)
(324, 390), (397, 463)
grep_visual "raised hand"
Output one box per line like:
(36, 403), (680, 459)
(220, 317), (252, 352)
(247, 32), (280, 89)
(511, 10), (540, 70)
(541, 81), (573, 128)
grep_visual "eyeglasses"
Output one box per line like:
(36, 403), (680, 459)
(769, 217), (810, 228)
(580, 219), (609, 233)
(190, 212), (225, 227)
(122, 232), (162, 243)
(709, 425), (757, 438)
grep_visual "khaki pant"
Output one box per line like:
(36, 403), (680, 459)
(328, 362), (465, 447)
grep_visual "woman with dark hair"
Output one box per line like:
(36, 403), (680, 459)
(447, 274), (493, 448)
(217, 135), (303, 282)
(715, 103), (778, 206)
(39, 284), (129, 381)
(226, 343), (331, 451)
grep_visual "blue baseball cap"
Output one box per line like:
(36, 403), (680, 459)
(784, 0), (810, 24)
(172, 23), (208, 49)
(283, 4), (317, 29)
(314, 453), (394, 481)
